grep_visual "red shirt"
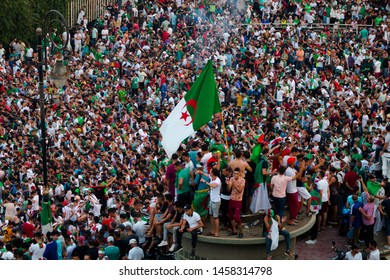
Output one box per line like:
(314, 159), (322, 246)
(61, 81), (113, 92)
(21, 222), (35, 238)
(162, 31), (170, 41)
(102, 217), (114, 228)
(344, 171), (359, 194)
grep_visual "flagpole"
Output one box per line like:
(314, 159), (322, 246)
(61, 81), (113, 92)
(220, 111), (230, 157)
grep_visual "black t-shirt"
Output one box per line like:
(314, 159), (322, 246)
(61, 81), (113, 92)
(159, 202), (168, 214)
(245, 161), (257, 188)
(382, 58), (389, 68)
(85, 247), (98, 260)
(221, 174), (232, 196)
(173, 210), (183, 223)
(381, 198), (390, 217)
(72, 245), (89, 259)
(114, 239), (127, 258)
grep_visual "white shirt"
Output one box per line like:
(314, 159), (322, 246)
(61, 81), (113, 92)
(182, 211), (202, 232)
(1, 251), (14, 260)
(368, 249), (380, 260)
(26, 48), (34, 58)
(345, 251), (362, 260)
(128, 246), (144, 260)
(132, 220), (147, 244)
(32, 194), (40, 211)
(209, 176), (221, 203)
(276, 89), (284, 102)
(285, 167), (298, 194)
(201, 152), (212, 173)
(317, 178), (329, 202)
(29, 243), (46, 260)
(385, 133), (390, 152)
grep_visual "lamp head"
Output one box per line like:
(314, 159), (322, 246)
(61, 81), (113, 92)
(50, 55), (69, 88)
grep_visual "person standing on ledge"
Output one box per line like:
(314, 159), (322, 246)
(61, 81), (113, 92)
(227, 168), (246, 238)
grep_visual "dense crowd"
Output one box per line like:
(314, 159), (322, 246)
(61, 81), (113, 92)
(0, 0), (390, 260)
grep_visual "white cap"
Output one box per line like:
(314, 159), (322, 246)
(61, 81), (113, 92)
(107, 236), (114, 243)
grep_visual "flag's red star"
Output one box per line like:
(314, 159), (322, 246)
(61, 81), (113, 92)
(180, 111), (190, 122)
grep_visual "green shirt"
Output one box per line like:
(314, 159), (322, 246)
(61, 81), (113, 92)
(360, 29), (368, 39)
(375, 17), (383, 26)
(351, 153), (363, 161)
(176, 168), (191, 195)
(131, 77), (139, 89)
(105, 245), (120, 260)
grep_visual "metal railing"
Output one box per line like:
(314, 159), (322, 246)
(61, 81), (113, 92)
(67, 0), (110, 27)
(240, 22), (375, 34)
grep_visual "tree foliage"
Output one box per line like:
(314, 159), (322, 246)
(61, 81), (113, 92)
(0, 0), (68, 52)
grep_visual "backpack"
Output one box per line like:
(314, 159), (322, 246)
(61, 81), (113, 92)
(336, 171), (346, 195)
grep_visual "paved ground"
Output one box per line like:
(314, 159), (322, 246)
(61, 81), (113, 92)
(198, 209), (390, 260)
(295, 223), (348, 260)
(295, 223), (389, 260)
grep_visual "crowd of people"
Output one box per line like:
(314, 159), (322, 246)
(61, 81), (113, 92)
(0, 0), (390, 260)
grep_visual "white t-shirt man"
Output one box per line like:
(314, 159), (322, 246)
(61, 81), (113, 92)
(276, 88), (284, 102)
(317, 178), (329, 203)
(285, 167), (298, 194)
(345, 251), (362, 260)
(128, 246), (144, 260)
(182, 211), (202, 233)
(26, 47), (34, 58)
(132, 220), (147, 244)
(367, 249), (380, 260)
(385, 132), (390, 152)
(1, 251), (14, 260)
(29, 243), (46, 260)
(209, 176), (221, 203)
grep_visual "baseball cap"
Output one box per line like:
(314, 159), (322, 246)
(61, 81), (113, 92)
(78, 235), (86, 245)
(287, 157), (296, 165)
(183, 204), (191, 211)
(107, 236), (115, 243)
(129, 239), (137, 245)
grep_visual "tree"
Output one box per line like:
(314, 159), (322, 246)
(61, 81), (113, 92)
(0, 0), (68, 55)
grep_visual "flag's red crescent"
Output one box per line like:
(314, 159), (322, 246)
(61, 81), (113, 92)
(182, 99), (197, 126)
(185, 99), (197, 116)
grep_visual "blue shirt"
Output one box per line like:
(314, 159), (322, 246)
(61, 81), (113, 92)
(351, 201), (363, 228)
(194, 174), (210, 191)
(43, 241), (58, 260)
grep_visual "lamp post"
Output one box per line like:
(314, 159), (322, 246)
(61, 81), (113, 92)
(36, 10), (69, 202)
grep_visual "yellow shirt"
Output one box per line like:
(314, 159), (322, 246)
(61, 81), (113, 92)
(236, 94), (243, 107)
(3, 227), (13, 243)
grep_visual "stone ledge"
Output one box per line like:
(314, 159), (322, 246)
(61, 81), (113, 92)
(183, 213), (316, 245)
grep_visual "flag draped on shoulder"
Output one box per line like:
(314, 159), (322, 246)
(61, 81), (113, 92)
(366, 180), (381, 196)
(160, 60), (221, 158)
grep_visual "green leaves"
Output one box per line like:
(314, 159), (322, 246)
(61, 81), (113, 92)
(0, 0), (68, 50)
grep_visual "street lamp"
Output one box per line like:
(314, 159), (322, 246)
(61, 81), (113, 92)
(36, 10), (69, 233)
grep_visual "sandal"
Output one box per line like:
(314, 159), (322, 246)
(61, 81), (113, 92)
(266, 255), (272, 260)
(284, 250), (293, 257)
(205, 232), (214, 236)
(287, 222), (298, 226)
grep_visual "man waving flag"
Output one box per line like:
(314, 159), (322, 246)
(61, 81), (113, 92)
(160, 61), (221, 158)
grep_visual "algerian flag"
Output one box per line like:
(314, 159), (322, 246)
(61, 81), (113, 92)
(270, 218), (279, 251)
(160, 61), (221, 158)
(41, 195), (52, 235)
(367, 180), (381, 196)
